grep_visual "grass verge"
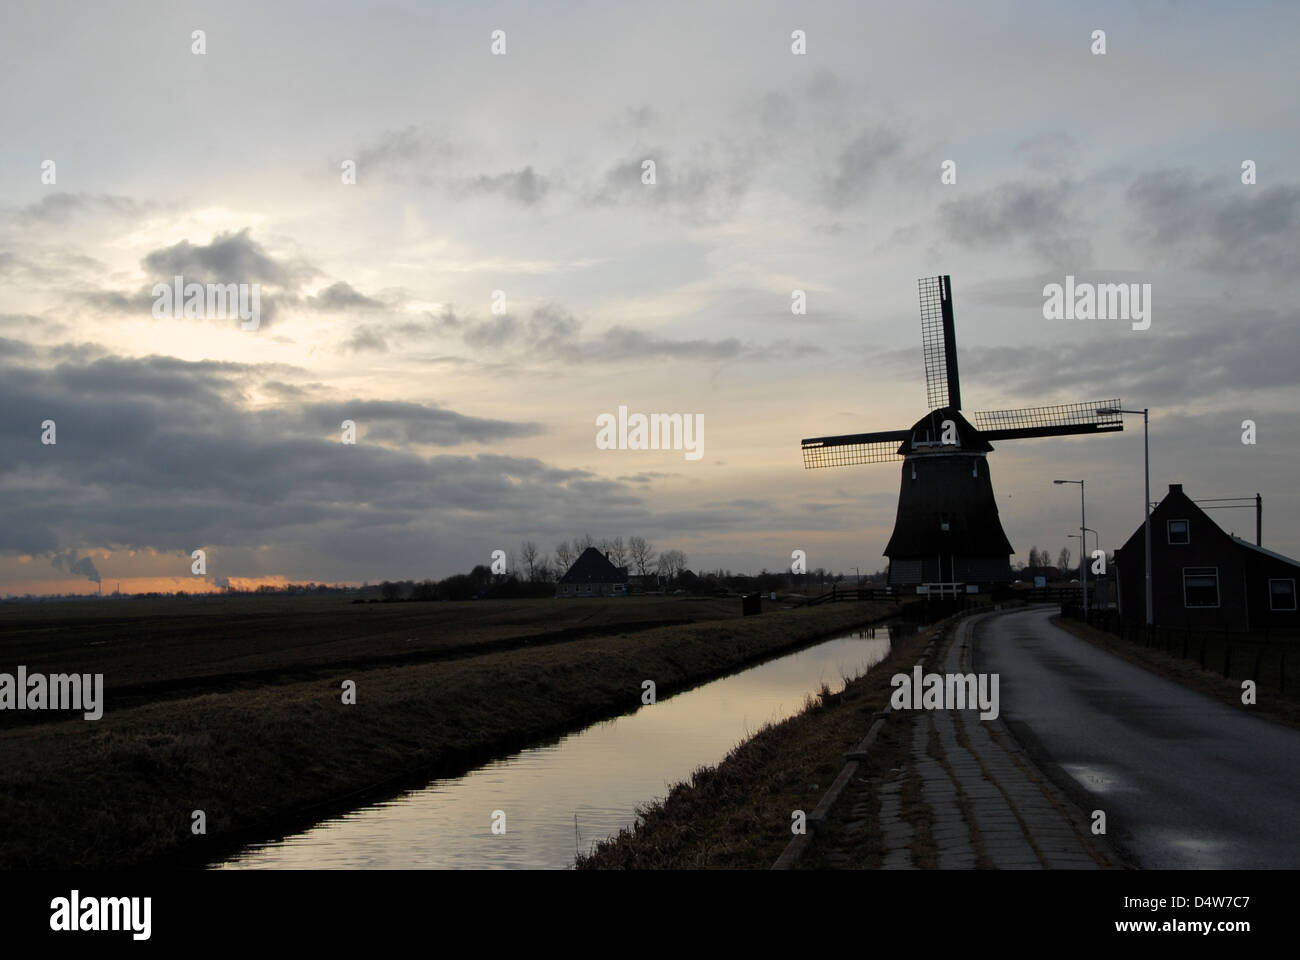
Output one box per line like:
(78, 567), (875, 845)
(576, 620), (935, 868)
(1051, 615), (1300, 731)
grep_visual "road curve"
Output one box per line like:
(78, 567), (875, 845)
(973, 605), (1300, 869)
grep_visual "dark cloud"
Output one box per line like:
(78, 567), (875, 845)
(306, 281), (384, 311)
(462, 167), (550, 206)
(341, 325), (388, 353)
(1126, 170), (1300, 274)
(354, 126), (455, 184)
(588, 148), (750, 220)
(142, 228), (302, 287)
(51, 550), (100, 583)
(298, 400), (543, 446)
(940, 181), (1090, 264)
(0, 352), (584, 572)
(824, 127), (903, 206)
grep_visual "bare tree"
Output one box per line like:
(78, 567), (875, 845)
(520, 540), (540, 582)
(628, 536), (653, 577)
(555, 540), (574, 572)
(657, 549), (688, 580)
(577, 532), (596, 551)
(1057, 546), (1072, 572)
(606, 536), (628, 568)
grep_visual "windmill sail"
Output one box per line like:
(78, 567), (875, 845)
(972, 400), (1124, 441)
(801, 429), (909, 468)
(919, 275), (961, 411)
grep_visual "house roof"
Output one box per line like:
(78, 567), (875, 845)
(559, 547), (628, 584)
(1230, 536), (1300, 568)
(1115, 483), (1223, 561)
(1114, 484), (1300, 570)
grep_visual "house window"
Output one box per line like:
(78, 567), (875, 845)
(1183, 567), (1219, 608)
(1269, 579), (1297, 611)
(1167, 519), (1189, 545)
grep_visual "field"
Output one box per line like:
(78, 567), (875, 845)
(0, 594), (740, 723)
(0, 594), (895, 869)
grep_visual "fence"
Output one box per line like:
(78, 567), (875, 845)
(1060, 606), (1300, 695)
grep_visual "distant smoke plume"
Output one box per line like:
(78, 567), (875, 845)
(51, 550), (102, 584)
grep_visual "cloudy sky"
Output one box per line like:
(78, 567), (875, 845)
(2, 0), (1297, 595)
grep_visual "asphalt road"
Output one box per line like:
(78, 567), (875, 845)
(973, 606), (1300, 869)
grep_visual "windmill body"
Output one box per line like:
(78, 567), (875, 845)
(801, 275), (1124, 591)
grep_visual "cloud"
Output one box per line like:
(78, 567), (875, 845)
(461, 167), (550, 206)
(823, 127), (903, 206)
(142, 228), (303, 287)
(51, 550), (101, 583)
(298, 400), (543, 446)
(0, 352), (585, 571)
(306, 281), (384, 311)
(957, 303), (1300, 409)
(18, 192), (147, 225)
(940, 181), (1091, 264)
(587, 147), (751, 220)
(1126, 170), (1300, 274)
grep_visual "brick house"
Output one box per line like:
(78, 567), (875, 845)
(1114, 483), (1300, 630)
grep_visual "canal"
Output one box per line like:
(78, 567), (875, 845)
(214, 625), (894, 869)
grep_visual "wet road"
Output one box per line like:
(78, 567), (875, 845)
(973, 606), (1300, 868)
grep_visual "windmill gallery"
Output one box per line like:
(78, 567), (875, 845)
(800, 275), (1125, 593)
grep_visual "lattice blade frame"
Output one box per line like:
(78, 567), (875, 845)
(972, 399), (1124, 440)
(919, 275), (960, 411)
(801, 430), (909, 468)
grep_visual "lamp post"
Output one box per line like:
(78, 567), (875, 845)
(1098, 407), (1152, 627)
(1067, 527), (1099, 560)
(1054, 479), (1088, 618)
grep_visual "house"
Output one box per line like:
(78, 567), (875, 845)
(555, 547), (629, 598)
(1114, 483), (1300, 630)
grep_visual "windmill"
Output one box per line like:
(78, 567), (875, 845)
(800, 275), (1124, 591)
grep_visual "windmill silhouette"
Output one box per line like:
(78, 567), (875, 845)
(800, 275), (1124, 591)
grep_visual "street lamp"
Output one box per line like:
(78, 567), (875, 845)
(1098, 407), (1152, 627)
(1053, 479), (1088, 618)
(1067, 527), (1099, 559)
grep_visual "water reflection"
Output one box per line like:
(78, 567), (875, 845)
(216, 627), (891, 870)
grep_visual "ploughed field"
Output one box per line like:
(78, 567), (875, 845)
(0, 594), (740, 724)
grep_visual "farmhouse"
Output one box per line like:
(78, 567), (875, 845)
(555, 547), (629, 598)
(1114, 483), (1300, 630)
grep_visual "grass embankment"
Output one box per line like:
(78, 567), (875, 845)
(1051, 615), (1300, 731)
(0, 600), (892, 870)
(577, 620), (936, 869)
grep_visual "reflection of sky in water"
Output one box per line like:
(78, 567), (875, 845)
(216, 629), (891, 870)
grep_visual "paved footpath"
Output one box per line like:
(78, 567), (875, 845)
(817, 612), (1113, 869)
